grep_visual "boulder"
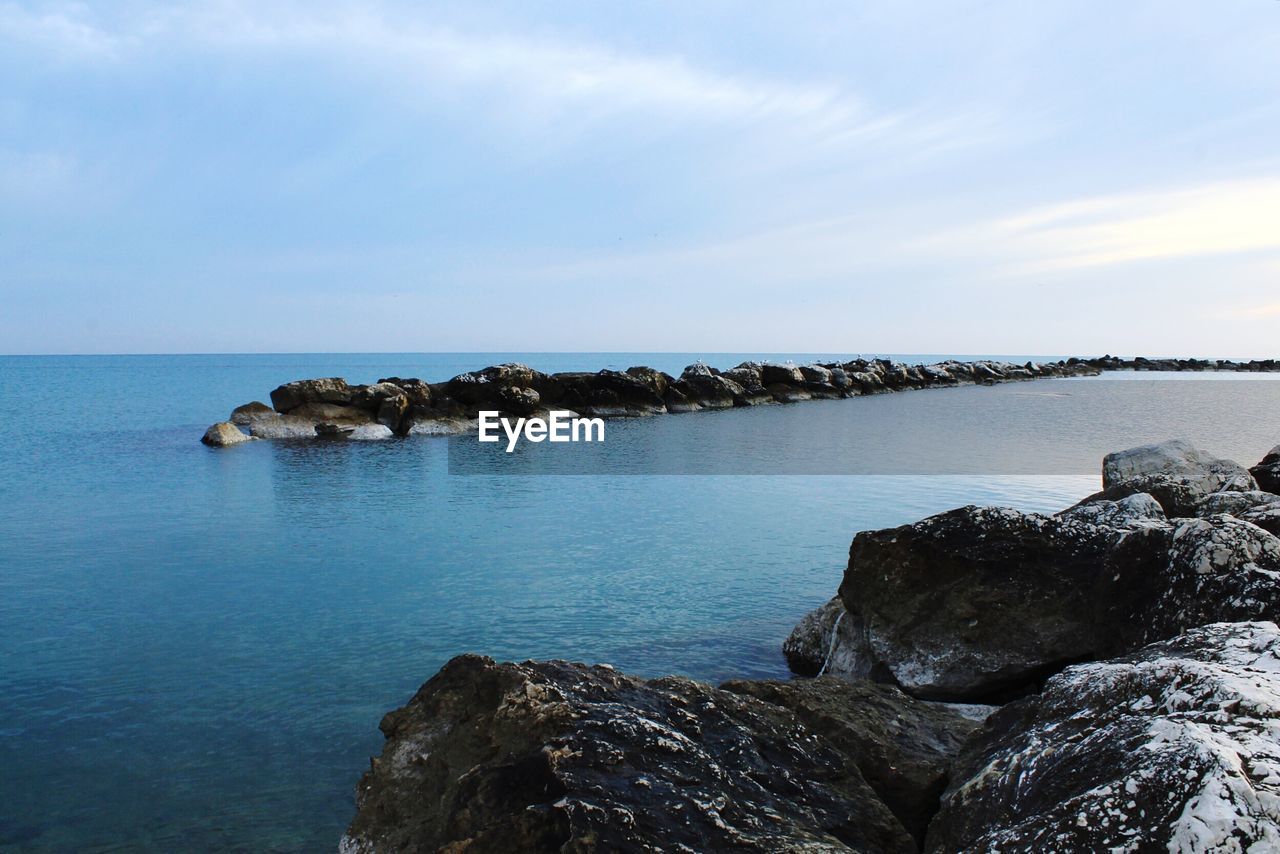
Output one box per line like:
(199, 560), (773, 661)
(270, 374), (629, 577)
(800, 365), (834, 386)
(343, 655), (914, 854)
(496, 386), (541, 417)
(201, 421), (254, 447)
(1083, 439), (1257, 516)
(722, 677), (990, 845)
(761, 363), (805, 385)
(351, 382), (410, 412)
(1194, 490), (1280, 518)
(783, 597), (871, 681)
(928, 622), (1280, 853)
(551, 371), (666, 417)
(228, 401), (274, 425)
(376, 377), (432, 407)
(675, 366), (743, 409)
(1101, 515), (1280, 651)
(1252, 446), (1280, 494)
(833, 506), (1122, 701)
(447, 364), (543, 406)
(269, 377), (352, 412)
(376, 395), (410, 434)
(1240, 501), (1280, 537)
(1055, 491), (1166, 528)
(623, 366), (671, 398)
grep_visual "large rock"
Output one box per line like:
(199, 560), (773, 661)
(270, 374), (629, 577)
(784, 597), (871, 680)
(722, 677), (990, 845)
(343, 655), (914, 853)
(833, 506), (1123, 701)
(1085, 439), (1258, 516)
(201, 421), (254, 447)
(268, 377), (353, 412)
(1252, 445), (1280, 494)
(447, 363), (544, 406)
(674, 365), (743, 409)
(928, 622), (1280, 853)
(1101, 515), (1280, 650)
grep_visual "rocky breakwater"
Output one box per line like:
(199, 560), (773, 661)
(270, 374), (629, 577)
(201, 357), (1102, 446)
(344, 438), (1280, 852)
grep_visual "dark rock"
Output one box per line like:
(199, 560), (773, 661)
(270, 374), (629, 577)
(551, 370), (666, 417)
(1241, 501), (1280, 537)
(833, 506), (1122, 701)
(496, 386), (541, 417)
(1252, 445), (1280, 494)
(287, 402), (375, 424)
(1100, 515), (1280, 651)
(623, 366), (672, 398)
(761, 363), (805, 385)
(448, 364), (544, 406)
(350, 382), (410, 412)
(343, 655), (914, 853)
(722, 677), (990, 846)
(928, 621), (1280, 853)
(376, 394), (410, 434)
(675, 365), (742, 409)
(269, 377), (353, 412)
(315, 422), (356, 438)
(201, 421), (253, 447)
(229, 401), (273, 425)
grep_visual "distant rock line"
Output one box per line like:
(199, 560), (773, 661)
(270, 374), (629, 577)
(201, 354), (1280, 446)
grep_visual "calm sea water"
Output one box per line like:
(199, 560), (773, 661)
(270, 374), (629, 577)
(1, 353), (1276, 852)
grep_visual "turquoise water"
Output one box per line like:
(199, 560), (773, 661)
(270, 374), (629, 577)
(0, 354), (1273, 851)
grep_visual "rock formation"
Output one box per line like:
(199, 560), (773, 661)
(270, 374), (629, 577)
(928, 621), (1280, 852)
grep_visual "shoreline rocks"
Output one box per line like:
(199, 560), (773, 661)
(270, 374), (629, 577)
(344, 438), (1280, 851)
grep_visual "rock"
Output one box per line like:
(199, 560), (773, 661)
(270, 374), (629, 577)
(722, 677), (990, 845)
(783, 597), (871, 681)
(447, 363), (543, 406)
(351, 382), (409, 412)
(800, 365), (834, 386)
(1101, 515), (1280, 651)
(268, 377), (353, 412)
(496, 386), (541, 416)
(675, 366), (743, 409)
(350, 424), (395, 441)
(928, 622), (1280, 853)
(761, 363), (805, 385)
(551, 371), (666, 417)
(247, 414), (318, 439)
(287, 402), (375, 424)
(1085, 439), (1258, 516)
(201, 421), (253, 447)
(1252, 446), (1280, 494)
(316, 422), (356, 438)
(344, 655), (914, 854)
(1241, 502), (1280, 537)
(376, 395), (410, 434)
(1195, 490), (1280, 517)
(624, 366), (671, 398)
(1056, 491), (1166, 528)
(229, 401), (274, 425)
(833, 506), (1121, 701)
(376, 377), (432, 407)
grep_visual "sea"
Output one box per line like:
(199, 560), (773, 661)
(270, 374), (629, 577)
(2, 353), (1278, 851)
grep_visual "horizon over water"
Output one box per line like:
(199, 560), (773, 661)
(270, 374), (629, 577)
(2, 353), (1278, 851)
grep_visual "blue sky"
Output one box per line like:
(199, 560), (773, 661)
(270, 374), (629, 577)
(2, 1), (1279, 355)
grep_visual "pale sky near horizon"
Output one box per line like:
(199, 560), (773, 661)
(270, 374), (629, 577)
(2, 1), (1279, 356)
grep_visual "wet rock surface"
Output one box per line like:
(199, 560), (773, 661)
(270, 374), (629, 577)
(928, 622), (1280, 853)
(343, 655), (916, 854)
(1253, 445), (1280, 494)
(721, 677), (989, 845)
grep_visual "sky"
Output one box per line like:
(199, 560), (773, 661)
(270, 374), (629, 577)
(2, 0), (1279, 356)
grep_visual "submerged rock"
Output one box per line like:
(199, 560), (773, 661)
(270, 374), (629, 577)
(928, 622), (1280, 853)
(201, 421), (254, 447)
(344, 655), (915, 853)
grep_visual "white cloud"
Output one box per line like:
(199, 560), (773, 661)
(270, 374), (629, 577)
(913, 176), (1280, 274)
